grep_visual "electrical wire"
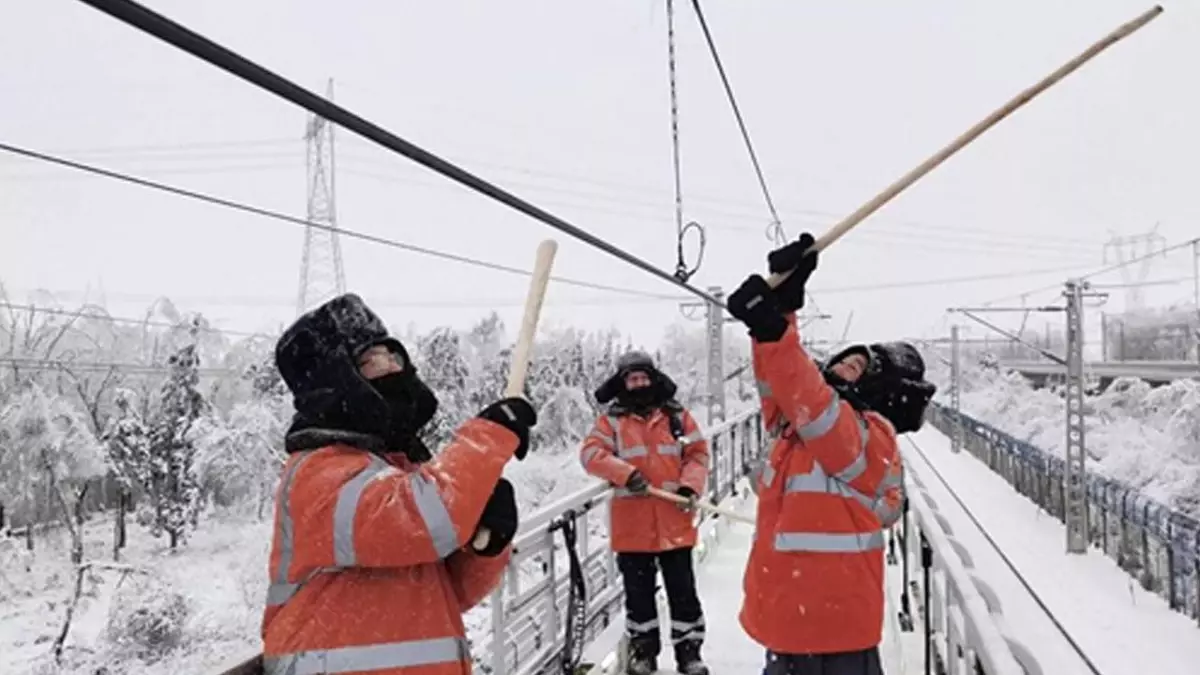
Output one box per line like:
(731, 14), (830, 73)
(0, 302), (267, 338)
(687, 0), (784, 245)
(0, 142), (681, 302)
(979, 237), (1200, 306)
(71, 0), (727, 308)
(0, 356), (240, 376)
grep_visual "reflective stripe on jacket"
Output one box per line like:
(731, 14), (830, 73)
(739, 314), (902, 655)
(579, 408), (709, 552)
(260, 417), (516, 675)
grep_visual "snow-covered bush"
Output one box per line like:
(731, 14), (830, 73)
(104, 574), (191, 662)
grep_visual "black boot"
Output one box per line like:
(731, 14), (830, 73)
(675, 642), (709, 675)
(627, 650), (658, 675)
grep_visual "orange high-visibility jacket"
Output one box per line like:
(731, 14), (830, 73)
(739, 314), (904, 656)
(260, 418), (518, 675)
(579, 407), (710, 552)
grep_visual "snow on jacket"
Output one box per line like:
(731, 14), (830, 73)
(579, 405), (710, 553)
(739, 313), (903, 656)
(260, 417), (517, 675)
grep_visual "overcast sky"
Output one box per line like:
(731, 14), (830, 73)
(2, 0), (1197, 354)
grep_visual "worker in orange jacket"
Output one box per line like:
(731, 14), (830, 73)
(580, 351), (711, 675)
(726, 234), (936, 675)
(261, 293), (537, 675)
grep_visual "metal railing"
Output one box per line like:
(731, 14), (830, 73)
(928, 402), (1200, 626)
(477, 407), (766, 675)
(894, 447), (1041, 675)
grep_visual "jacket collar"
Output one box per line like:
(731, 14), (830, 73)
(284, 427), (387, 454)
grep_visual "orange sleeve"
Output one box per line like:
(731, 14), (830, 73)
(751, 316), (789, 436)
(678, 410), (710, 494)
(327, 417), (516, 568)
(752, 314), (865, 480)
(446, 547), (511, 611)
(579, 415), (636, 486)
(866, 414), (904, 527)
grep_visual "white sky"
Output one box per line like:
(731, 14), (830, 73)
(3, 0), (1198, 352)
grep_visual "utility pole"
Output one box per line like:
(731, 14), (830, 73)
(950, 324), (962, 453)
(1192, 240), (1199, 364)
(679, 287), (727, 426)
(296, 78), (347, 316)
(1102, 228), (1166, 312)
(705, 286), (726, 426)
(1063, 279), (1089, 554)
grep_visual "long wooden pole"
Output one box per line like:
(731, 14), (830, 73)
(767, 5), (1164, 288)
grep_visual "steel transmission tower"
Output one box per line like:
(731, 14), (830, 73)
(296, 78), (347, 316)
(1102, 227), (1166, 311)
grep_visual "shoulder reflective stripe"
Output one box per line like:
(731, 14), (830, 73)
(756, 379), (772, 398)
(657, 443), (681, 456)
(795, 393), (841, 441)
(679, 431), (704, 445)
(332, 456), (393, 567)
(409, 472), (460, 558)
(619, 445), (648, 459)
(773, 530), (885, 553)
(266, 451), (317, 608)
(263, 636), (470, 675)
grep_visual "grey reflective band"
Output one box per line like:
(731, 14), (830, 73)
(795, 393), (841, 441)
(585, 430), (614, 448)
(756, 379), (772, 398)
(627, 617), (659, 634)
(619, 445), (648, 459)
(679, 431), (704, 445)
(662, 481), (681, 492)
(657, 443), (681, 456)
(409, 472), (460, 558)
(833, 448), (868, 483)
(760, 463), (776, 488)
(263, 636), (470, 675)
(774, 530), (885, 553)
(671, 618), (706, 644)
(333, 456), (393, 567)
(580, 445), (603, 466)
(266, 451), (317, 608)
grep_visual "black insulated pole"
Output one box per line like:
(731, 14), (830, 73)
(72, 0), (727, 310)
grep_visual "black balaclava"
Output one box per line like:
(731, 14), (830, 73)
(368, 364), (439, 463)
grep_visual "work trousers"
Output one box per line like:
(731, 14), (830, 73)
(617, 547), (705, 661)
(763, 647), (884, 675)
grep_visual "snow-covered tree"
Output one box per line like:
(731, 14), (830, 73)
(414, 327), (471, 447)
(142, 342), (207, 549)
(0, 382), (106, 561)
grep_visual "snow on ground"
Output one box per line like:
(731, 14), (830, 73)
(923, 355), (1200, 517)
(0, 448), (592, 675)
(907, 425), (1200, 675)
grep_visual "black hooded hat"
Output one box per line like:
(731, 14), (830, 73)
(594, 350), (678, 409)
(274, 293), (435, 454)
(824, 341), (936, 434)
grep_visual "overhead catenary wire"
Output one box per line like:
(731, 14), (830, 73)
(0, 142), (681, 302)
(687, 0), (784, 245)
(71, 0), (727, 309)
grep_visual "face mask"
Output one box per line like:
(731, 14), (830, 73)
(369, 370), (439, 457)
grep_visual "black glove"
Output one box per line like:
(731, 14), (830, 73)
(473, 478), (517, 557)
(624, 470), (650, 495)
(476, 397), (537, 460)
(767, 232), (819, 313)
(726, 274), (788, 342)
(675, 485), (698, 512)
